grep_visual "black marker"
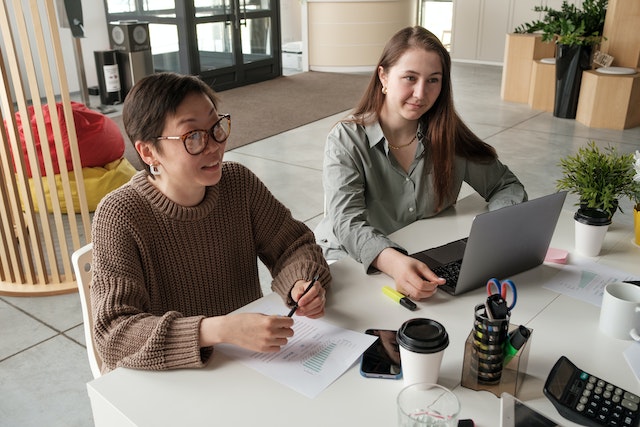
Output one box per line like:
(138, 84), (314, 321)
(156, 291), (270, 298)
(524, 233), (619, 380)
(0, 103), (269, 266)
(503, 325), (531, 364)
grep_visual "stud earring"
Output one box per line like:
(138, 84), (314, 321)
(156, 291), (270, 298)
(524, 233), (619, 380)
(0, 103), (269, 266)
(150, 164), (161, 176)
(382, 87), (387, 95)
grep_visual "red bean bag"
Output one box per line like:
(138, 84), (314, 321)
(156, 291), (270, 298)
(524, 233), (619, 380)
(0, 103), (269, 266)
(8, 102), (135, 213)
(13, 101), (124, 176)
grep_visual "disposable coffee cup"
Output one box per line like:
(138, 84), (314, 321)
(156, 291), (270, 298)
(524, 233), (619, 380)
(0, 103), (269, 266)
(574, 209), (611, 257)
(397, 318), (449, 386)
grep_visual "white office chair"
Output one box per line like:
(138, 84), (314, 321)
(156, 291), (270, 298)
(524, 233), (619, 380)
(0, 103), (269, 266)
(71, 243), (102, 379)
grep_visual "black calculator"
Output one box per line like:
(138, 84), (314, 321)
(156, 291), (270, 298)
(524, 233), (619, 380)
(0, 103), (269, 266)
(543, 356), (640, 427)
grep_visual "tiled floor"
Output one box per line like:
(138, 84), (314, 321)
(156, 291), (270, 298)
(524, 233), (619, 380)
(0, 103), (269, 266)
(1, 63), (639, 427)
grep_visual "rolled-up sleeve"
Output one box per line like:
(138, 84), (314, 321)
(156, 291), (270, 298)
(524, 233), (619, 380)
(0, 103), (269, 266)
(463, 158), (527, 210)
(321, 123), (405, 271)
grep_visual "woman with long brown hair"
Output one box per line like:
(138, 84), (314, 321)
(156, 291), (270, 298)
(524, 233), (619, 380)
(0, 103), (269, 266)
(315, 26), (526, 300)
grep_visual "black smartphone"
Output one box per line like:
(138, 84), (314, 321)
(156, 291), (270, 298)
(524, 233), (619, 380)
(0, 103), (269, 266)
(500, 392), (561, 427)
(359, 329), (402, 380)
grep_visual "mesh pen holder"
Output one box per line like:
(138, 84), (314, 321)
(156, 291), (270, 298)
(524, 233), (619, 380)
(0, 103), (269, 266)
(461, 304), (532, 397)
(470, 303), (510, 384)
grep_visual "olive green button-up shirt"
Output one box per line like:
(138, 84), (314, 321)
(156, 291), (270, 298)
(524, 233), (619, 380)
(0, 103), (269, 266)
(314, 120), (527, 272)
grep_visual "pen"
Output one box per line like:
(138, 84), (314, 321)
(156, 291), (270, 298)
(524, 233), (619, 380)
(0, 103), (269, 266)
(287, 275), (319, 317)
(382, 286), (417, 311)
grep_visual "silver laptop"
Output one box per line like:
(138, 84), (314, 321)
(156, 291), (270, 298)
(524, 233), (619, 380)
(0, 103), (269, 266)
(410, 191), (567, 295)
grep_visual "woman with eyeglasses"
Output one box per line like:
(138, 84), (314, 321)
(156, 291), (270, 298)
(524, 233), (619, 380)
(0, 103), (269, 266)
(91, 72), (330, 373)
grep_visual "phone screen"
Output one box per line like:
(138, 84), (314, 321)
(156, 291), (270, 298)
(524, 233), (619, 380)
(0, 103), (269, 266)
(359, 329), (402, 379)
(500, 393), (560, 427)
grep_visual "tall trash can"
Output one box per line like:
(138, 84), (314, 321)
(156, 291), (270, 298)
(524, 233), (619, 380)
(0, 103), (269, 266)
(108, 20), (154, 96)
(94, 50), (123, 105)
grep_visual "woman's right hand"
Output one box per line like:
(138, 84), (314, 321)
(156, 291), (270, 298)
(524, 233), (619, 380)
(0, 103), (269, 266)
(373, 248), (446, 300)
(199, 313), (294, 352)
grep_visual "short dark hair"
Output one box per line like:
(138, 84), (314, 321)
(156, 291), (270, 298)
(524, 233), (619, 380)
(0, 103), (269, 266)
(122, 72), (220, 173)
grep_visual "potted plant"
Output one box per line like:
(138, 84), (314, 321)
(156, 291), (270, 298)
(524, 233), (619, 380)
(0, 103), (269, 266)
(514, 0), (608, 119)
(556, 141), (636, 256)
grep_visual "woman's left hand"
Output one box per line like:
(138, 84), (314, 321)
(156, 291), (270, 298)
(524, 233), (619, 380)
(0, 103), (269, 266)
(290, 279), (326, 319)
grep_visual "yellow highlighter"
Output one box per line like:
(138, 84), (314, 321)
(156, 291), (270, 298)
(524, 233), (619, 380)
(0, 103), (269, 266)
(382, 286), (417, 311)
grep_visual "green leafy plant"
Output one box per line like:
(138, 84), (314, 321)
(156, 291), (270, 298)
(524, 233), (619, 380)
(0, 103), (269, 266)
(514, 0), (607, 46)
(556, 141), (636, 217)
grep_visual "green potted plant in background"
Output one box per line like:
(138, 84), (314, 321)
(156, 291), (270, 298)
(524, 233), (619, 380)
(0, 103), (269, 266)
(514, 0), (608, 119)
(556, 141), (636, 256)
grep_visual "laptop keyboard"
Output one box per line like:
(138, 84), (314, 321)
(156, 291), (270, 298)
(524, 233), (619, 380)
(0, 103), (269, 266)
(431, 259), (462, 291)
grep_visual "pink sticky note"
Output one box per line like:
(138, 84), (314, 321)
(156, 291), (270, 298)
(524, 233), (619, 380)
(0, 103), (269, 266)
(545, 247), (568, 264)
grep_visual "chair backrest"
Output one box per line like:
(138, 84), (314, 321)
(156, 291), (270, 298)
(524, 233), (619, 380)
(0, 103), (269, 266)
(71, 243), (102, 379)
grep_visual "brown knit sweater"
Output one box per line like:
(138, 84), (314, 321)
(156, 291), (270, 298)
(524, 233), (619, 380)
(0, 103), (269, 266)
(91, 162), (330, 373)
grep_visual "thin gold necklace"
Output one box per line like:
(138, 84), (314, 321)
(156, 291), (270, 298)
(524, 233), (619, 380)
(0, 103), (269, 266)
(388, 134), (417, 150)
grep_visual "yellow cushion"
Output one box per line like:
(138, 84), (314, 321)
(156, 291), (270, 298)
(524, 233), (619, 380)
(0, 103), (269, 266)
(24, 158), (136, 213)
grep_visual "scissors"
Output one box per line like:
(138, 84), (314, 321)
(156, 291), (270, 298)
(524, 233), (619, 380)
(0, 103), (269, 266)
(486, 278), (517, 311)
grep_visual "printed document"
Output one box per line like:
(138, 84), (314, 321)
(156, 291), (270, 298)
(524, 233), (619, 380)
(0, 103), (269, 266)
(216, 297), (376, 398)
(543, 256), (636, 306)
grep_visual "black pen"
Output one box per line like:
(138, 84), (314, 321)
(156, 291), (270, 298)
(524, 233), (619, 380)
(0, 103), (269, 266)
(287, 275), (319, 317)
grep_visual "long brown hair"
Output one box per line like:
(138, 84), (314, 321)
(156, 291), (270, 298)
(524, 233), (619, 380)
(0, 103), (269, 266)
(349, 26), (497, 208)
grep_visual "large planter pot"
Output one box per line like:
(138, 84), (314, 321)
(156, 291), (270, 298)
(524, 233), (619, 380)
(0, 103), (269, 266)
(574, 208), (611, 257)
(554, 44), (592, 119)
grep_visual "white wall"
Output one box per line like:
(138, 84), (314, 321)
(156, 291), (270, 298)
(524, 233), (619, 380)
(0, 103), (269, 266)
(75, 0), (111, 89)
(280, 0), (303, 45)
(2, 0), (109, 96)
(450, 0), (581, 64)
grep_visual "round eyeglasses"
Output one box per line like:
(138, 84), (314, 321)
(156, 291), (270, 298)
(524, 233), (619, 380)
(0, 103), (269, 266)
(156, 114), (231, 155)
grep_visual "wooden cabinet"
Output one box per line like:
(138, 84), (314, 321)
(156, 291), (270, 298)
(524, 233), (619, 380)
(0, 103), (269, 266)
(575, 0), (640, 129)
(576, 70), (640, 130)
(528, 60), (555, 111)
(500, 33), (555, 103)
(600, 0), (640, 69)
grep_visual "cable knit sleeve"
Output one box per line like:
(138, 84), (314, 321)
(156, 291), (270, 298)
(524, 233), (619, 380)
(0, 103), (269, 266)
(91, 181), (208, 373)
(229, 163), (332, 301)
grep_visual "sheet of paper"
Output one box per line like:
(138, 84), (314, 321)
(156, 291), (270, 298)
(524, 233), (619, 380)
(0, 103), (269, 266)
(543, 257), (636, 306)
(216, 298), (377, 398)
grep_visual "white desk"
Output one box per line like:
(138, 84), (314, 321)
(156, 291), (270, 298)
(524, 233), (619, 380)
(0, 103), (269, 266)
(87, 194), (640, 427)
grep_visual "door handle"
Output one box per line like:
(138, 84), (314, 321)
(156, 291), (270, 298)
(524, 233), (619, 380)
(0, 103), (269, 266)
(240, 0), (247, 27)
(233, 0), (240, 30)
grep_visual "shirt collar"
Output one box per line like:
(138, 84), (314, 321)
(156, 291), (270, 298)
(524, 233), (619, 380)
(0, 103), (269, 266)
(363, 120), (385, 149)
(364, 118), (427, 154)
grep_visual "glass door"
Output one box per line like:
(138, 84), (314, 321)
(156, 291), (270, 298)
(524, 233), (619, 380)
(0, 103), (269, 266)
(194, 0), (280, 90)
(104, 0), (281, 91)
(420, 0), (453, 51)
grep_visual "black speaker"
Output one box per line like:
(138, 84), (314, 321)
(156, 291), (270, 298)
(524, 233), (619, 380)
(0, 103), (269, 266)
(58, 0), (84, 38)
(109, 21), (151, 53)
(94, 50), (123, 105)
